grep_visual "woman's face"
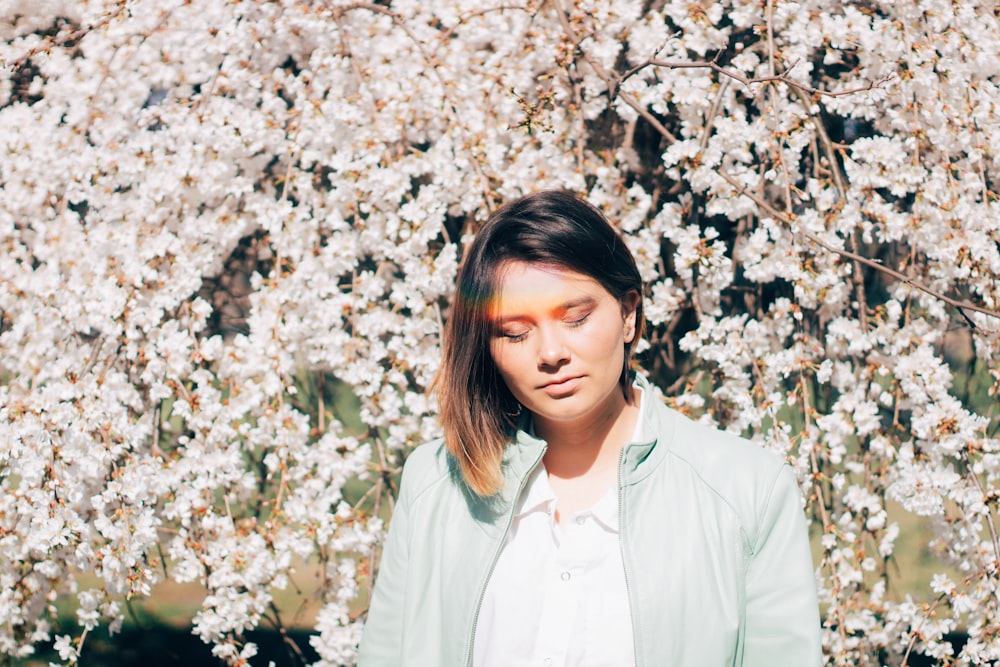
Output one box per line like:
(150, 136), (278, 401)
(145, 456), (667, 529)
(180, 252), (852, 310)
(488, 261), (639, 430)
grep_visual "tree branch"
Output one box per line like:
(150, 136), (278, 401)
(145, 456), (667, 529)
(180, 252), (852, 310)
(2, 2), (129, 69)
(715, 170), (1000, 322)
(649, 58), (895, 99)
(550, 0), (678, 143)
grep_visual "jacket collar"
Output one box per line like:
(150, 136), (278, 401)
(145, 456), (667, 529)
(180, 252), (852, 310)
(502, 425), (547, 501)
(621, 373), (664, 485)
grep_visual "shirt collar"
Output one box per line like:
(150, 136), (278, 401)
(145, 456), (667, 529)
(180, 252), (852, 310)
(513, 468), (620, 532)
(513, 464), (556, 518)
(632, 383), (647, 443)
(586, 485), (619, 532)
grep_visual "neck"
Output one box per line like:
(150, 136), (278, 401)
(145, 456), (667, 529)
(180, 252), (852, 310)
(534, 384), (639, 480)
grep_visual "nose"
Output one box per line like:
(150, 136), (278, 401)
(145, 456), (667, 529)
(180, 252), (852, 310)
(536, 324), (570, 370)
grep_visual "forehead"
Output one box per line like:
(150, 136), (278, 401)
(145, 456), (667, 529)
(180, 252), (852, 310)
(490, 262), (609, 315)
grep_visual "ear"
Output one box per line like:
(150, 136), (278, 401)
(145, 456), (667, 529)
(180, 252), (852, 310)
(621, 290), (641, 343)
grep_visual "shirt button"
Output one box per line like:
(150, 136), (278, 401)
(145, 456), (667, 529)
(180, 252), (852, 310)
(575, 516), (586, 525)
(560, 571), (571, 581)
(543, 659), (553, 667)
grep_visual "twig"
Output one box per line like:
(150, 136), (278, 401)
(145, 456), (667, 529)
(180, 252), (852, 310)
(437, 3), (538, 43)
(760, 1), (794, 214)
(801, 367), (832, 531)
(899, 591), (948, 666)
(2, 2), (129, 69)
(155, 540), (170, 580)
(967, 466), (1000, 572)
(766, 0), (776, 76)
(616, 32), (678, 90)
(265, 600), (308, 666)
(649, 58), (895, 99)
(791, 84), (870, 332)
(80, 334), (108, 377)
(792, 86), (848, 195)
(151, 401), (163, 459)
(699, 77), (729, 156)
(568, 61), (587, 173)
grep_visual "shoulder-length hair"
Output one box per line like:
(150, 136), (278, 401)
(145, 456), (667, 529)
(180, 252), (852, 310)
(433, 190), (646, 497)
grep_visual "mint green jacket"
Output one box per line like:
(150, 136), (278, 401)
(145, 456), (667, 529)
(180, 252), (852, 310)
(357, 376), (822, 666)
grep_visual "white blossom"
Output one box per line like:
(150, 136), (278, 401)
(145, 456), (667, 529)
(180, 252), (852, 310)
(1, 0), (999, 664)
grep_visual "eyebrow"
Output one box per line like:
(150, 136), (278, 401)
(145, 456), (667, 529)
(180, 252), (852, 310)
(493, 295), (598, 324)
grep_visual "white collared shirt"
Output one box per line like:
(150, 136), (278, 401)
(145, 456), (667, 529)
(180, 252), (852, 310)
(472, 392), (643, 667)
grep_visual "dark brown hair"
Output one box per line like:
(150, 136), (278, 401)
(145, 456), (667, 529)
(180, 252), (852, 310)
(433, 190), (645, 496)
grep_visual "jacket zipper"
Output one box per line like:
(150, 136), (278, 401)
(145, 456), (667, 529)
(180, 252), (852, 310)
(464, 445), (547, 667)
(618, 446), (640, 667)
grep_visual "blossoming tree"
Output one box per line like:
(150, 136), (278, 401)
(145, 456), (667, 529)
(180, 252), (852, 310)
(1, 0), (998, 664)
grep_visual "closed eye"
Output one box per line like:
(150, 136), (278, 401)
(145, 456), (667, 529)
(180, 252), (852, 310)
(501, 330), (528, 342)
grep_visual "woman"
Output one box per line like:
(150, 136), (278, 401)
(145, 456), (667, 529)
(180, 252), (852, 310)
(357, 190), (821, 666)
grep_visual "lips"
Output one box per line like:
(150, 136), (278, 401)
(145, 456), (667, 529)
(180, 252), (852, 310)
(540, 375), (582, 396)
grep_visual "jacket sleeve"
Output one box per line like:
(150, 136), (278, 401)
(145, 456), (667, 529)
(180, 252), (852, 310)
(743, 464), (823, 667)
(356, 456), (417, 666)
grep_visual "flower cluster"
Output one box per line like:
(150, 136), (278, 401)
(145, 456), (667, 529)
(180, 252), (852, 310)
(1, 0), (998, 664)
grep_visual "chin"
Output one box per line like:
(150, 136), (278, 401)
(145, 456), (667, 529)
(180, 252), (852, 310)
(531, 399), (596, 422)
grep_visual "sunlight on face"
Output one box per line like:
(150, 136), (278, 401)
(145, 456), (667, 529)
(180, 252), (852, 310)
(488, 261), (638, 430)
